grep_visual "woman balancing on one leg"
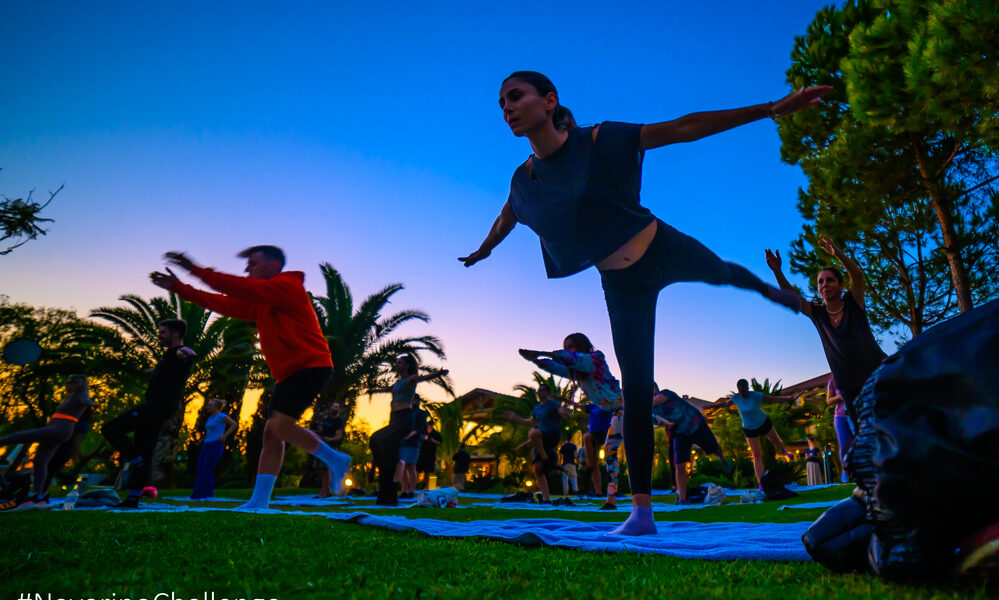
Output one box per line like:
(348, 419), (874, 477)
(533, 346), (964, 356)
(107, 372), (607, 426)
(0, 374), (94, 511)
(503, 383), (571, 504)
(191, 398), (237, 500)
(765, 235), (887, 427)
(718, 378), (797, 491)
(460, 71), (830, 535)
(152, 245), (352, 511)
(368, 355), (448, 505)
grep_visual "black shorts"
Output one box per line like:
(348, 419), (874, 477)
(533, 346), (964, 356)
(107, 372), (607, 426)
(533, 430), (561, 470)
(268, 367), (334, 419)
(416, 455), (436, 474)
(673, 420), (722, 464)
(743, 416), (774, 439)
(589, 429), (608, 449)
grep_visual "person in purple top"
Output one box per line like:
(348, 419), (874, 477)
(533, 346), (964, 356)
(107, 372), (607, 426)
(826, 377), (853, 482)
(460, 70), (830, 535)
(766, 235), (887, 423)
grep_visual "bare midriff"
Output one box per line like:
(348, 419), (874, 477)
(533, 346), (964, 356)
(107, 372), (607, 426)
(595, 220), (658, 271)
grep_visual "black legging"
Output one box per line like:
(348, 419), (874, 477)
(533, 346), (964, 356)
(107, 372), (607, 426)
(599, 220), (772, 495)
(369, 408), (413, 488)
(101, 404), (172, 490)
(0, 419), (74, 495)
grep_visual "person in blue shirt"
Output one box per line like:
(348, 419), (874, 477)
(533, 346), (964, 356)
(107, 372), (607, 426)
(191, 398), (237, 500)
(718, 378), (797, 490)
(504, 383), (571, 503)
(460, 71), (829, 535)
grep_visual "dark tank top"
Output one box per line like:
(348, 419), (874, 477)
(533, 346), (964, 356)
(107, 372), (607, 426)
(810, 293), (887, 412)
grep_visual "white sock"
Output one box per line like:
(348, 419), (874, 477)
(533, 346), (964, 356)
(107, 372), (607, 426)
(312, 443), (351, 494)
(238, 474), (277, 510)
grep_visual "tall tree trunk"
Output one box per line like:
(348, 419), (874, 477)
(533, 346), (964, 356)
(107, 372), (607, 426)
(914, 143), (974, 312)
(928, 188), (974, 312)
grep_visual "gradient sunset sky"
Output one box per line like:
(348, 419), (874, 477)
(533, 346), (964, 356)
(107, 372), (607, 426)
(0, 1), (885, 428)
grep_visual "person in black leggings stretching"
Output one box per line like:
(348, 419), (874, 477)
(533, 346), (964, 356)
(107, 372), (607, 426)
(102, 319), (194, 508)
(369, 355), (447, 505)
(460, 71), (829, 535)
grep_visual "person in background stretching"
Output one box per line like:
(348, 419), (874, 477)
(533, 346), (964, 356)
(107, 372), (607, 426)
(520, 332), (619, 500)
(826, 377), (853, 483)
(652, 387), (731, 504)
(765, 235), (886, 425)
(460, 71), (829, 535)
(368, 355), (448, 505)
(152, 245), (351, 511)
(103, 319), (194, 509)
(718, 378), (797, 492)
(0, 374), (95, 511)
(191, 398), (237, 500)
(503, 383), (571, 504)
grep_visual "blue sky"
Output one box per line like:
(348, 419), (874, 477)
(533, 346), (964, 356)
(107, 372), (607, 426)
(1, 1), (876, 428)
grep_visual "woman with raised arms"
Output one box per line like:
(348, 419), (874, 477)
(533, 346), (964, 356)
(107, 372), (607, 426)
(460, 71), (829, 535)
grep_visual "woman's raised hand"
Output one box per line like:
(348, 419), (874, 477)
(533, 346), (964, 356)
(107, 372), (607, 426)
(817, 234), (838, 256)
(772, 86), (833, 118)
(764, 248), (782, 271)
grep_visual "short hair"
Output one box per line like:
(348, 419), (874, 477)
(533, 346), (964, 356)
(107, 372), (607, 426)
(159, 319), (188, 339)
(238, 245), (286, 268)
(210, 398), (227, 410)
(807, 435), (816, 441)
(737, 378), (749, 389)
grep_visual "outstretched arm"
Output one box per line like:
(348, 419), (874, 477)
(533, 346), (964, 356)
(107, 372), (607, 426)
(151, 268), (258, 320)
(502, 410), (534, 427)
(639, 87), (832, 150)
(765, 249), (812, 317)
(403, 368), (449, 386)
(763, 393), (797, 404)
(459, 201), (517, 267)
(818, 235), (866, 308)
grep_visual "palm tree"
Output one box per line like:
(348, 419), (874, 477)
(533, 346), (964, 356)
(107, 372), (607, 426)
(310, 263), (453, 421)
(89, 293), (253, 484)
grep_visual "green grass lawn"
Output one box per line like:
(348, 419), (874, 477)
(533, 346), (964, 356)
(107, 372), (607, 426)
(1, 486), (993, 600)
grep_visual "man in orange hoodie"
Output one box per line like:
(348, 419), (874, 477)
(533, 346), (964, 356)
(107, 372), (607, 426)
(150, 245), (351, 510)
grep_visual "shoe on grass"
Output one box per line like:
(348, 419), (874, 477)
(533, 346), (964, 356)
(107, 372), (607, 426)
(599, 502), (617, 510)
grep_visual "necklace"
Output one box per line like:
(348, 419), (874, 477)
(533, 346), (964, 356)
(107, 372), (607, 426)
(826, 302), (844, 316)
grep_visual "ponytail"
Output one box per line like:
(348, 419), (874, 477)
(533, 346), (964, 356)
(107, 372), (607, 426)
(503, 71), (578, 132)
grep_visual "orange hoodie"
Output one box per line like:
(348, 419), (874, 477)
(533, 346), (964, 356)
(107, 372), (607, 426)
(171, 267), (333, 382)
